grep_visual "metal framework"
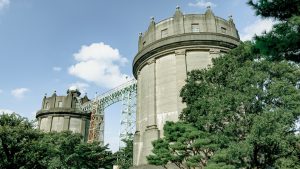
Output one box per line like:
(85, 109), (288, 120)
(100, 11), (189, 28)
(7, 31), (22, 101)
(81, 79), (137, 147)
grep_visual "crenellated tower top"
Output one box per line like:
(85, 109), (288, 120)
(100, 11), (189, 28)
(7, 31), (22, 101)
(133, 6), (240, 77)
(138, 6), (239, 51)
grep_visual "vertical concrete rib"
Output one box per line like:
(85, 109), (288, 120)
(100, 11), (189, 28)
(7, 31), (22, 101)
(136, 71), (142, 132)
(81, 117), (86, 137)
(47, 116), (53, 132)
(175, 49), (187, 113)
(146, 59), (157, 128)
(134, 72), (142, 166)
(63, 116), (70, 130)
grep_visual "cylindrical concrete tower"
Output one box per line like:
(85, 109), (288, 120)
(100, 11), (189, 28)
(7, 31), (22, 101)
(132, 7), (240, 167)
(36, 89), (90, 141)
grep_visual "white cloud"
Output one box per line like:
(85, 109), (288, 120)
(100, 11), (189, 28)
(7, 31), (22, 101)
(188, 0), (216, 8)
(11, 88), (30, 99)
(53, 66), (62, 72)
(69, 42), (129, 88)
(69, 82), (89, 94)
(0, 0), (10, 10)
(0, 89), (3, 94)
(240, 19), (275, 41)
(0, 109), (14, 114)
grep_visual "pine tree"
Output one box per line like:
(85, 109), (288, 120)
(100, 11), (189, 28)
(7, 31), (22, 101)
(248, 0), (300, 62)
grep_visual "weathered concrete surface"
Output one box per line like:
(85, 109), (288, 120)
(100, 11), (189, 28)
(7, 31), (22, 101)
(132, 6), (240, 168)
(36, 89), (90, 141)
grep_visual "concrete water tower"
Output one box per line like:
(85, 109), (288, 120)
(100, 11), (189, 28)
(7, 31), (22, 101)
(132, 6), (240, 168)
(36, 88), (90, 141)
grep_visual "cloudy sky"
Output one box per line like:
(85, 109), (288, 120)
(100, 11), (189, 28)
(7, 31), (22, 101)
(0, 0), (274, 151)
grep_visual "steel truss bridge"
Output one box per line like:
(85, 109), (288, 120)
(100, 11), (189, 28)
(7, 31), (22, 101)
(81, 79), (137, 148)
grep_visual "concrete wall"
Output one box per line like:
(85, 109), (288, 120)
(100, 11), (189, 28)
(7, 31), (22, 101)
(39, 115), (87, 132)
(155, 53), (178, 135)
(134, 49), (227, 166)
(51, 116), (64, 132)
(186, 51), (211, 71)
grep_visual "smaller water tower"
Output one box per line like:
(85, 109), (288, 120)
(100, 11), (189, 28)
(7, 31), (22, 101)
(36, 88), (90, 141)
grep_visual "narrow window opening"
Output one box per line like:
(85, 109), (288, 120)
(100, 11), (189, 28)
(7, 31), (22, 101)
(161, 28), (168, 38)
(45, 102), (50, 110)
(58, 101), (63, 108)
(221, 27), (227, 33)
(191, 23), (200, 32)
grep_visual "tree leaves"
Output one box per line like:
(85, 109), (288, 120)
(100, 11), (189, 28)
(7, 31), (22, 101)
(248, 0), (300, 62)
(114, 138), (134, 169)
(147, 122), (216, 168)
(181, 43), (300, 168)
(148, 41), (300, 168)
(0, 113), (116, 169)
(248, 0), (300, 21)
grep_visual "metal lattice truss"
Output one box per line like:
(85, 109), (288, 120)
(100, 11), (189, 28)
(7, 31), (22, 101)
(81, 79), (137, 147)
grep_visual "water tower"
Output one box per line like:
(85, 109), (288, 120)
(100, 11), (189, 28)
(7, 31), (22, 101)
(36, 88), (90, 141)
(132, 6), (240, 168)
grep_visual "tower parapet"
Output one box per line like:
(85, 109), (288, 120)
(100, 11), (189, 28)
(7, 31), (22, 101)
(134, 6), (239, 77)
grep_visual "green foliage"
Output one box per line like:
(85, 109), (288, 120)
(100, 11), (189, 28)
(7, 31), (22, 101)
(35, 131), (115, 169)
(114, 138), (134, 169)
(147, 121), (218, 168)
(248, 0), (300, 21)
(0, 113), (116, 169)
(248, 0), (300, 62)
(147, 138), (170, 167)
(0, 113), (43, 169)
(65, 142), (115, 169)
(148, 1), (300, 168)
(148, 42), (300, 168)
(253, 21), (300, 62)
(181, 42), (300, 168)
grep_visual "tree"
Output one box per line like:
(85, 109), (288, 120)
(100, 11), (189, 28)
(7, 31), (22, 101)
(248, 0), (300, 62)
(29, 131), (116, 169)
(248, 0), (300, 21)
(0, 113), (44, 169)
(148, 42), (300, 168)
(0, 113), (116, 169)
(114, 138), (134, 169)
(147, 121), (218, 169)
(182, 42), (300, 168)
(65, 141), (115, 169)
(148, 0), (300, 169)
(148, 1), (300, 168)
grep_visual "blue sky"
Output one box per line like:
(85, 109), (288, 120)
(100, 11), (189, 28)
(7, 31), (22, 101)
(0, 0), (274, 151)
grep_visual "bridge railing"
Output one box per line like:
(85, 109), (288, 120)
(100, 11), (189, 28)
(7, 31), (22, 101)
(80, 78), (137, 112)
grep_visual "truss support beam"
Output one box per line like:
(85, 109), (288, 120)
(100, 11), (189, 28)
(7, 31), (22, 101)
(119, 87), (136, 148)
(82, 79), (137, 149)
